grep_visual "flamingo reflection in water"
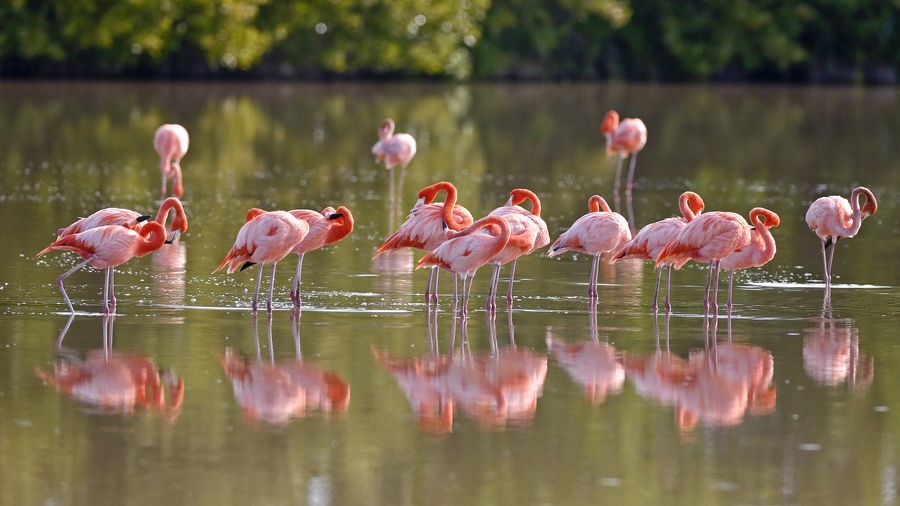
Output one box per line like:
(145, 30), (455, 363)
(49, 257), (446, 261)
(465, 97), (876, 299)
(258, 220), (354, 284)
(803, 297), (873, 389)
(152, 241), (187, 322)
(35, 315), (184, 419)
(375, 308), (547, 432)
(546, 307), (624, 405)
(221, 312), (350, 425)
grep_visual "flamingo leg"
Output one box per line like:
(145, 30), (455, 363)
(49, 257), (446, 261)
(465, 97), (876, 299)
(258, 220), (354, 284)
(431, 268), (440, 304)
(727, 270), (734, 312)
(161, 162), (168, 197)
(711, 261), (721, 318)
(625, 152), (638, 195)
(457, 273), (468, 318)
(613, 154), (623, 196)
(252, 265), (264, 312)
(462, 270), (477, 319)
(506, 259), (517, 305)
(827, 237), (838, 284)
(703, 261), (714, 315)
(665, 264), (673, 313)
(103, 268), (111, 315)
(55, 258), (92, 315)
(651, 267), (662, 313)
(267, 263), (278, 312)
(820, 238), (830, 290)
(588, 254), (600, 300)
(291, 253), (305, 306)
(173, 162), (184, 198)
(109, 267), (116, 310)
(453, 273), (459, 308)
(486, 264), (500, 313)
(424, 267), (434, 305)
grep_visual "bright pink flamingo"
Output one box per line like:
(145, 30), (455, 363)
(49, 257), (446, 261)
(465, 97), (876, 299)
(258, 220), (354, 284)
(154, 124), (189, 198)
(719, 208), (780, 310)
(214, 210), (309, 312)
(36, 221), (167, 314)
(655, 211), (751, 316)
(602, 110), (647, 195)
(371, 118), (417, 170)
(548, 195), (632, 300)
(805, 186), (877, 292)
(417, 215), (511, 317)
(56, 197), (190, 244)
(486, 189), (550, 310)
(610, 191), (705, 312)
(375, 182), (474, 303)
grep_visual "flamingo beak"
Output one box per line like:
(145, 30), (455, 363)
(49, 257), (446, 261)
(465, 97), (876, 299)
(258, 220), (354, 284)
(137, 215), (152, 223)
(165, 230), (181, 244)
(328, 213), (344, 220)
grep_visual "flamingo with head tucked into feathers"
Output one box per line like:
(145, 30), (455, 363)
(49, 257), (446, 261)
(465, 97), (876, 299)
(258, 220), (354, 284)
(602, 110), (647, 196)
(719, 208), (780, 310)
(56, 197), (189, 244)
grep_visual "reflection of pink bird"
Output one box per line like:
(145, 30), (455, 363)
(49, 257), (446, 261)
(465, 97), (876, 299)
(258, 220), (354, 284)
(214, 211), (309, 312)
(610, 191), (705, 312)
(547, 338), (624, 405)
(36, 221), (167, 314)
(56, 197), (190, 244)
(601, 110), (647, 194)
(418, 216), (511, 317)
(154, 124), (189, 198)
(371, 118), (417, 170)
(805, 186), (877, 291)
(486, 189), (550, 309)
(376, 182), (474, 303)
(720, 208), (780, 309)
(656, 211), (751, 315)
(548, 195), (632, 299)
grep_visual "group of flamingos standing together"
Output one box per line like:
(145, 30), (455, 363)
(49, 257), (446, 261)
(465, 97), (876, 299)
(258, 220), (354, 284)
(36, 113), (878, 318)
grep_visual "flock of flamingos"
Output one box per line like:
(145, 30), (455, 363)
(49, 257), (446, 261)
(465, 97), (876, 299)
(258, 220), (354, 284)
(31, 112), (878, 428)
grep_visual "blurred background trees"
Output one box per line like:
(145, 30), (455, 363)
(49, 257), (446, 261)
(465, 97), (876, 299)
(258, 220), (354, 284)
(1, 0), (898, 83)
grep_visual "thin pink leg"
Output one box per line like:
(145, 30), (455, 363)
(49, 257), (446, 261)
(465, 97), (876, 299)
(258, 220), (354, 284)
(291, 253), (304, 306)
(486, 264), (500, 313)
(267, 263), (278, 312)
(625, 153), (638, 195)
(588, 255), (600, 300)
(703, 261), (713, 315)
(109, 267), (117, 310)
(56, 258), (92, 314)
(665, 265), (673, 313)
(160, 162), (168, 197)
(252, 265), (264, 312)
(711, 261), (721, 318)
(424, 267), (433, 305)
(506, 259), (517, 305)
(462, 271), (477, 319)
(826, 237), (837, 286)
(820, 239), (830, 290)
(651, 267), (662, 313)
(102, 268), (111, 315)
(453, 273), (459, 308)
(431, 268), (440, 304)
(727, 270), (734, 312)
(612, 154), (623, 210)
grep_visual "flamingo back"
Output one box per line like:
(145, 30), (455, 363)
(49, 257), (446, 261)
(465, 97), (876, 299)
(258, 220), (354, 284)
(289, 209), (331, 254)
(376, 203), (473, 255)
(656, 212), (751, 269)
(549, 212), (631, 257)
(611, 217), (687, 263)
(805, 196), (854, 240)
(220, 211), (309, 273)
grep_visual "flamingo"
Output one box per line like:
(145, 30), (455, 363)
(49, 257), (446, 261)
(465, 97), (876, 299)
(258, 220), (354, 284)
(417, 215), (511, 317)
(485, 189), (550, 311)
(36, 221), (167, 314)
(548, 195), (632, 300)
(375, 181), (474, 304)
(214, 210), (309, 312)
(372, 118), (417, 216)
(56, 197), (190, 244)
(602, 110), (647, 196)
(719, 208), (780, 310)
(610, 191), (705, 312)
(805, 186), (877, 292)
(154, 124), (189, 198)
(655, 211), (752, 316)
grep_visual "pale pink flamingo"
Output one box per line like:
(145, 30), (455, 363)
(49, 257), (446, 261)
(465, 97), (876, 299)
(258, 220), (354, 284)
(36, 221), (167, 314)
(602, 110), (647, 195)
(548, 195), (632, 300)
(56, 197), (189, 244)
(372, 118), (417, 217)
(417, 215), (511, 317)
(375, 182), (474, 304)
(719, 208), (780, 310)
(154, 124), (189, 198)
(213, 210), (309, 312)
(655, 211), (752, 316)
(610, 191), (705, 312)
(805, 186), (877, 292)
(485, 189), (550, 310)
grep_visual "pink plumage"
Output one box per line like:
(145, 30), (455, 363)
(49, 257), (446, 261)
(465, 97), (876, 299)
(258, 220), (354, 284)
(371, 118), (417, 170)
(154, 124), (189, 197)
(215, 211), (308, 274)
(655, 212), (752, 270)
(375, 182), (473, 255)
(56, 197), (189, 243)
(603, 113), (648, 157)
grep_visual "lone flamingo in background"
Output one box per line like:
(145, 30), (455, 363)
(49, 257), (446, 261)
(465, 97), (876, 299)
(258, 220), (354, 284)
(655, 210), (752, 316)
(610, 191), (705, 312)
(548, 195), (632, 301)
(486, 189), (550, 311)
(372, 118), (417, 217)
(602, 110), (647, 196)
(720, 208), (780, 310)
(375, 182), (474, 304)
(55, 197), (189, 244)
(154, 124), (189, 198)
(214, 210), (309, 312)
(36, 221), (167, 314)
(805, 186), (877, 293)
(418, 215), (511, 317)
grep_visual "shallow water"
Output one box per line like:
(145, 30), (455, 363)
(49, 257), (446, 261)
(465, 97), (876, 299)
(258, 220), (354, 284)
(1, 82), (899, 505)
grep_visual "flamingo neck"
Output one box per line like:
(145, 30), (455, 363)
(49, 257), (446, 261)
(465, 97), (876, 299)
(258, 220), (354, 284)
(588, 195), (611, 213)
(326, 208), (354, 244)
(136, 222), (167, 256)
(513, 189), (542, 217)
(156, 198), (186, 231)
(750, 208), (778, 261)
(434, 183), (465, 230)
(468, 216), (511, 259)
(379, 119), (395, 141)
(841, 188), (870, 237)
(678, 192), (704, 221)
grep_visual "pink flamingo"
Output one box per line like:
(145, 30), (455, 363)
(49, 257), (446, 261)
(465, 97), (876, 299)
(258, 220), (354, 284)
(417, 215), (512, 317)
(548, 195), (632, 300)
(56, 197), (189, 244)
(655, 211), (752, 316)
(214, 210), (309, 312)
(719, 208), (780, 310)
(486, 189), (550, 310)
(610, 191), (705, 312)
(602, 110), (647, 195)
(154, 124), (189, 198)
(371, 118), (417, 170)
(805, 186), (877, 292)
(36, 221), (167, 314)
(375, 182), (474, 303)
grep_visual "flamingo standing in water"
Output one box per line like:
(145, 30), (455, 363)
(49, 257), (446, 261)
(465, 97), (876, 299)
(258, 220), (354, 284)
(805, 186), (877, 293)
(154, 124), (189, 198)
(485, 189), (550, 311)
(610, 191), (705, 312)
(418, 216), (511, 317)
(655, 210), (752, 316)
(375, 182), (474, 304)
(602, 110), (647, 196)
(548, 195), (632, 301)
(36, 221), (167, 314)
(56, 197), (190, 244)
(372, 118), (417, 216)
(719, 208), (780, 310)
(214, 210), (309, 312)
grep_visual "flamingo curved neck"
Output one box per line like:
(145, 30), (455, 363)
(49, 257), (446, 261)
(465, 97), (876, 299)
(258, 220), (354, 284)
(471, 217), (511, 259)
(435, 184), (465, 231)
(750, 211), (777, 260)
(514, 190), (542, 217)
(588, 195), (611, 213)
(839, 189), (867, 237)
(679, 193), (703, 221)
(137, 222), (166, 256)
(156, 198), (185, 229)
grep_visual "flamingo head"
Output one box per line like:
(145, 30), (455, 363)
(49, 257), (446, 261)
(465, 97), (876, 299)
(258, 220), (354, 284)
(379, 118), (395, 141)
(681, 191), (705, 219)
(601, 110), (620, 135)
(417, 181), (455, 205)
(245, 208), (267, 222)
(325, 206), (354, 244)
(857, 187), (878, 218)
(750, 208), (781, 229)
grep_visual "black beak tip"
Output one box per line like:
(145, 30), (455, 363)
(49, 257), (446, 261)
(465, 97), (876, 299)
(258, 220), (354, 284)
(328, 213), (344, 220)
(442, 221), (448, 230)
(137, 215), (151, 222)
(164, 240), (174, 244)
